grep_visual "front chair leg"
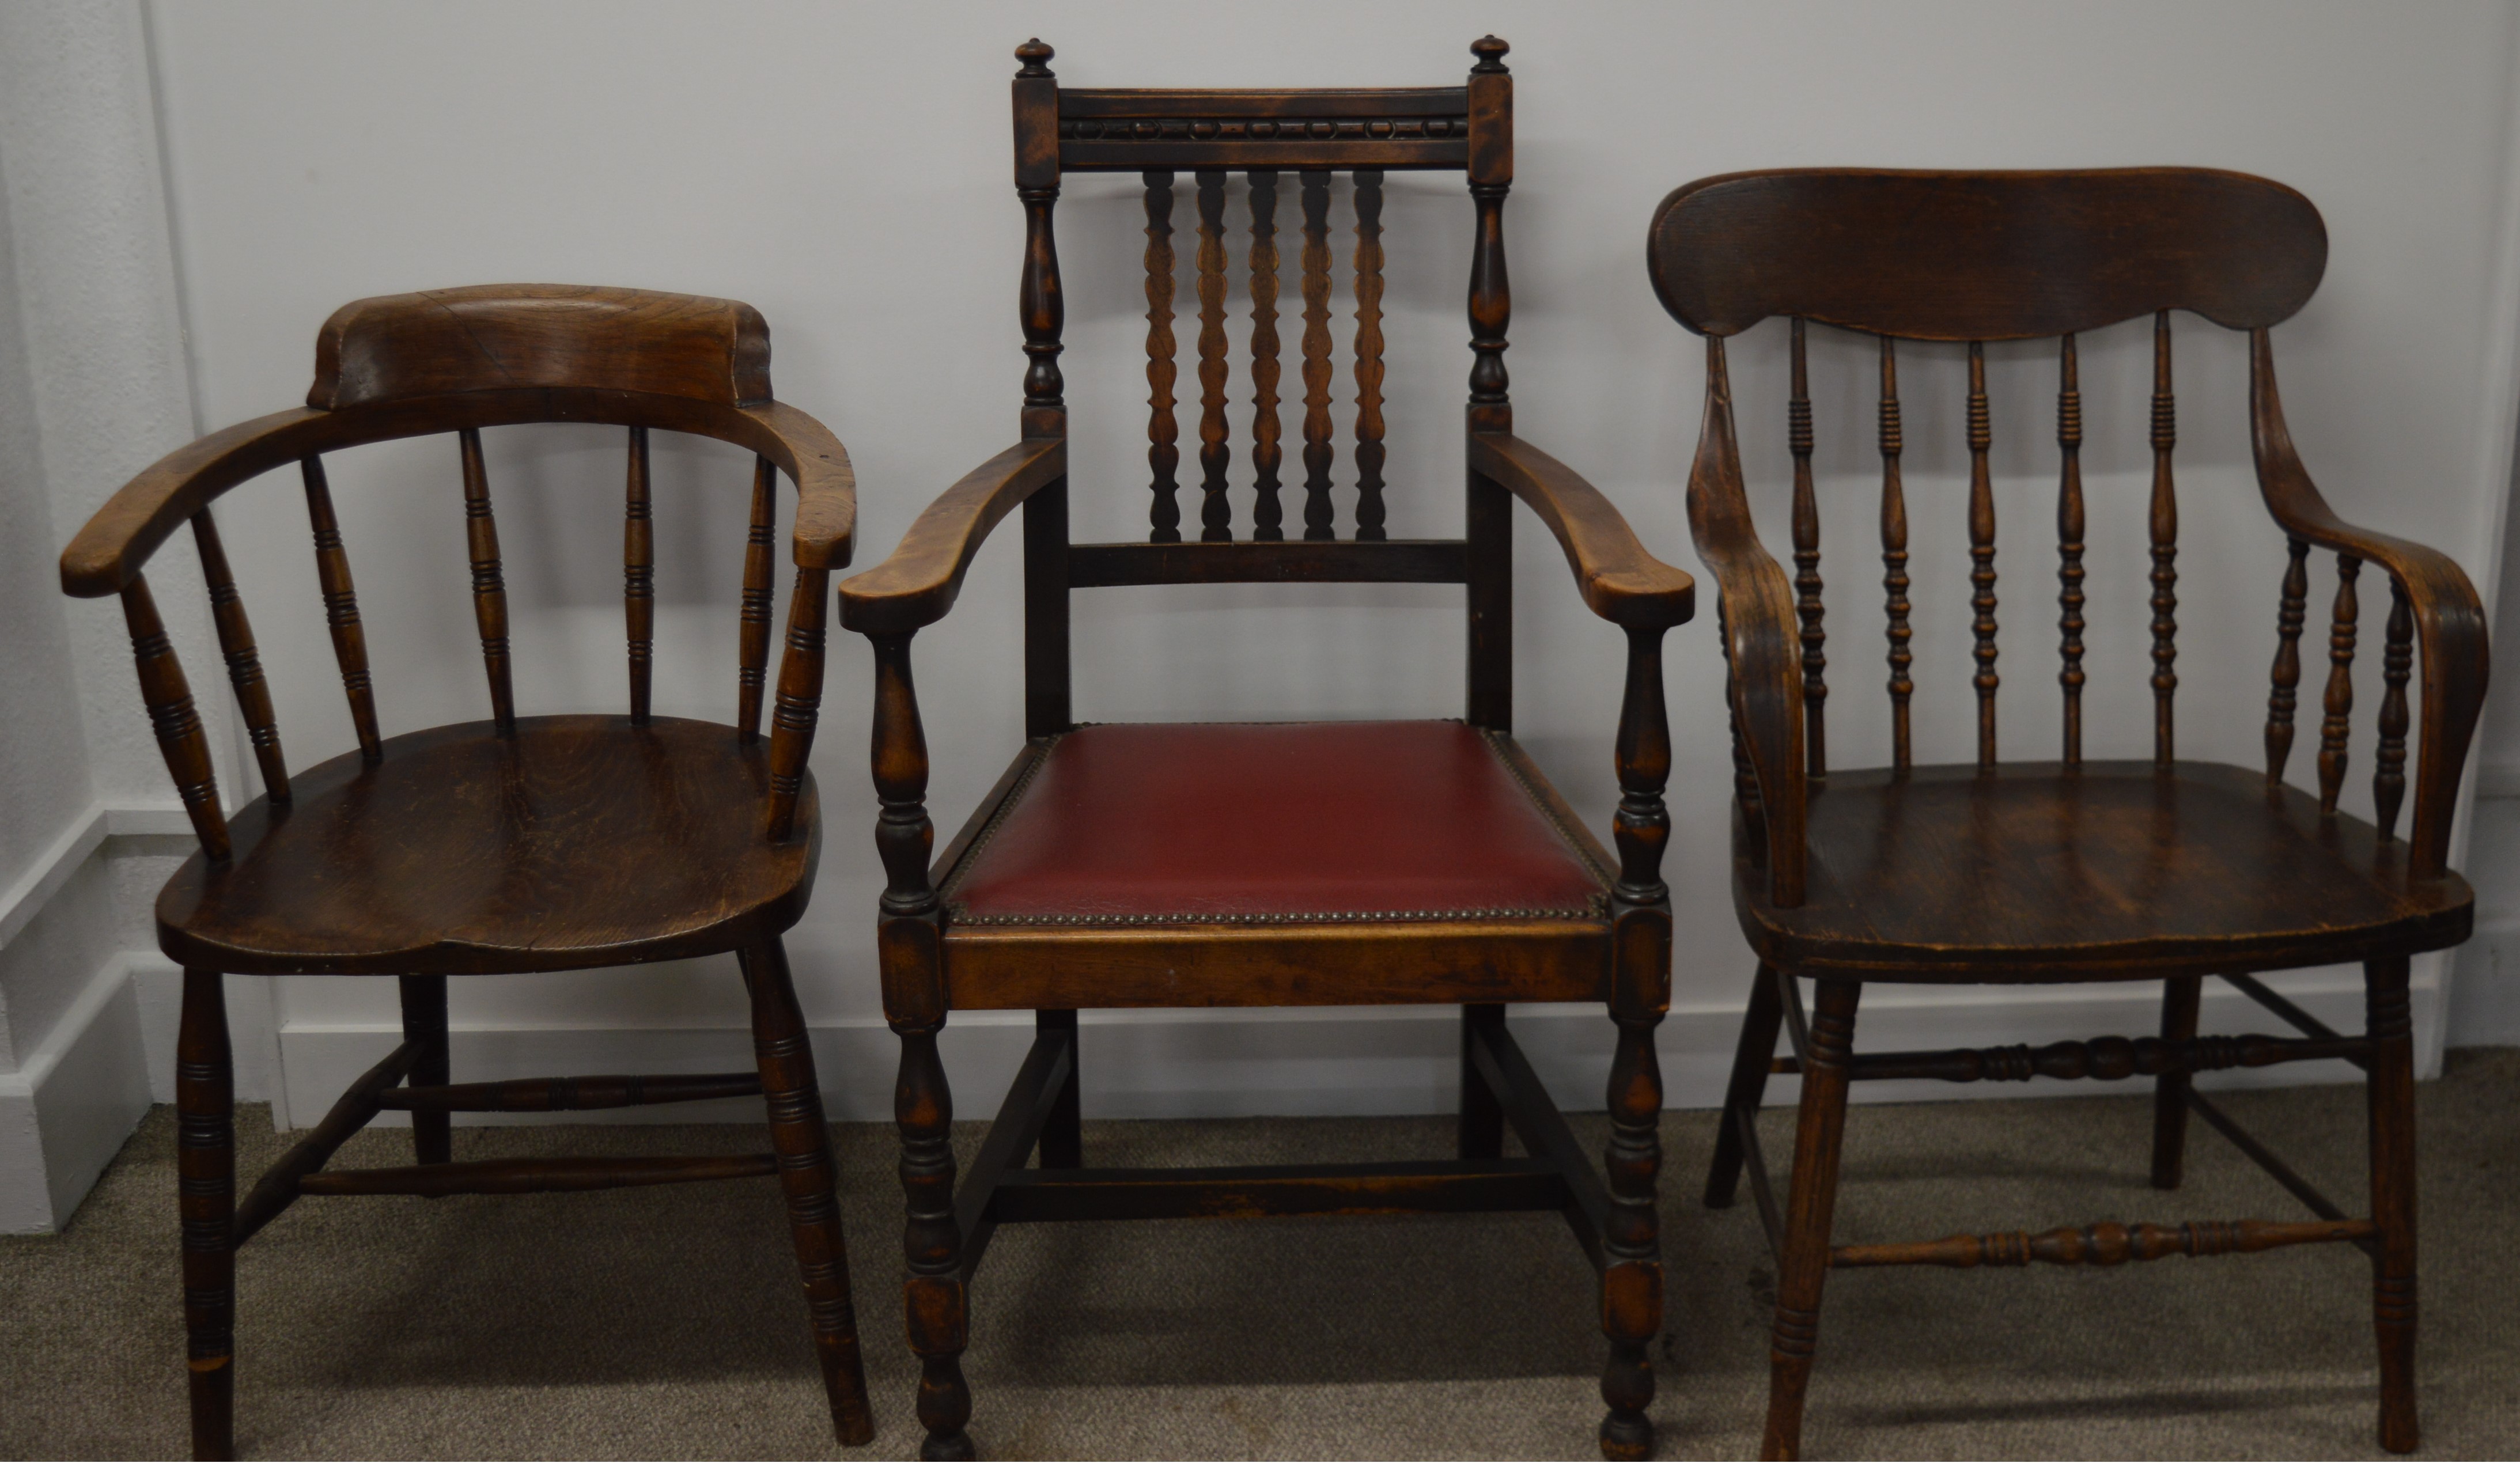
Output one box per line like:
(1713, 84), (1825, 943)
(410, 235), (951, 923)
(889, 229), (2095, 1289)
(1598, 1011), (1665, 1460)
(739, 939), (875, 1446)
(1707, 963), (1783, 1208)
(896, 1020), (974, 1460)
(177, 968), (237, 1461)
(2366, 956), (2419, 1453)
(1763, 977), (1860, 1462)
(398, 975), (451, 1166)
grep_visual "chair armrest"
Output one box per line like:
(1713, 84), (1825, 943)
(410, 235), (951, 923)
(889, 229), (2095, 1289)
(1681, 347), (1807, 907)
(60, 396), (857, 597)
(744, 400), (857, 571)
(60, 407), (334, 596)
(838, 439), (1066, 635)
(2250, 332), (2488, 878)
(1467, 433), (1695, 628)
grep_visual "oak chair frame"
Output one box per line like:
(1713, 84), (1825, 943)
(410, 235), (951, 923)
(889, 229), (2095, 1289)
(838, 38), (1696, 1462)
(58, 285), (873, 1459)
(1653, 169), (2487, 1459)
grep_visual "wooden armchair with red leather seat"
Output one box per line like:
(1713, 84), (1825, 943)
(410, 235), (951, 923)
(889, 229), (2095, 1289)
(838, 37), (1696, 1462)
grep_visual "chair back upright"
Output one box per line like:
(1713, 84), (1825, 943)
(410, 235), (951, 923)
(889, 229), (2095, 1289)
(1651, 169), (2483, 894)
(1007, 37), (1516, 735)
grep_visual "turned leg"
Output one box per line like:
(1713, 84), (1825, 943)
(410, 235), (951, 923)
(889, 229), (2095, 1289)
(896, 1019), (973, 1460)
(2366, 956), (2418, 1453)
(740, 939), (875, 1446)
(1763, 977), (1860, 1462)
(2149, 975), (2202, 1189)
(1707, 964), (1784, 1208)
(398, 975), (451, 1166)
(177, 968), (236, 1461)
(1598, 1010), (1665, 1460)
(1036, 1009), (1082, 1170)
(1460, 1003), (1506, 1161)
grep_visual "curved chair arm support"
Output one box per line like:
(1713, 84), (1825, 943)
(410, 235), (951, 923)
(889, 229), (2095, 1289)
(61, 390), (857, 597)
(1683, 340), (1808, 907)
(837, 439), (1066, 635)
(1467, 433), (1696, 628)
(2250, 331), (2488, 880)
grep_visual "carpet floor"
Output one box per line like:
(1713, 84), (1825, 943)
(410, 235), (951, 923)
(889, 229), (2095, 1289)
(4, 1049), (2517, 1460)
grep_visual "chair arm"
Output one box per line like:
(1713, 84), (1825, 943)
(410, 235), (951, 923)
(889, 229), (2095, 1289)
(838, 439), (1067, 635)
(1466, 433), (1696, 628)
(741, 400), (857, 571)
(60, 407), (334, 596)
(2250, 331), (2488, 879)
(1682, 346), (1807, 907)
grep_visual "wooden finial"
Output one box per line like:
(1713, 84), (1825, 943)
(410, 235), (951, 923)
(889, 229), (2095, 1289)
(1470, 35), (1510, 73)
(1015, 38), (1054, 77)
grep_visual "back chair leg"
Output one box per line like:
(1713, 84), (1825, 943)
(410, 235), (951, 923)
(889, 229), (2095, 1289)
(1036, 1009), (1083, 1169)
(177, 968), (237, 1461)
(1598, 1011), (1666, 1460)
(895, 1019), (974, 1460)
(2366, 956), (2419, 1453)
(739, 939), (875, 1446)
(1707, 963), (1784, 1208)
(398, 975), (452, 1166)
(2149, 975), (2202, 1188)
(1762, 977), (1860, 1463)
(1460, 1003), (1507, 1161)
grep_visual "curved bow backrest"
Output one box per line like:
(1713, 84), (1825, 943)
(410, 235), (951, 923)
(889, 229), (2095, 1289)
(59, 285), (856, 858)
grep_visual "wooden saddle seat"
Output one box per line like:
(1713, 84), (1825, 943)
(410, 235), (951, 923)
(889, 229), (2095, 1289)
(157, 715), (819, 977)
(1742, 760), (2472, 981)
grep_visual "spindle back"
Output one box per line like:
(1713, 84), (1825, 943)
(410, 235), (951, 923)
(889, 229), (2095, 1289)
(1004, 38), (1516, 733)
(59, 285), (856, 859)
(1652, 168), (2483, 885)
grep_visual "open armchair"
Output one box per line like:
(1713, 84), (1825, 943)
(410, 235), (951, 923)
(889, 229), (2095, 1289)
(838, 37), (1696, 1462)
(58, 285), (873, 1457)
(1652, 169), (2487, 1458)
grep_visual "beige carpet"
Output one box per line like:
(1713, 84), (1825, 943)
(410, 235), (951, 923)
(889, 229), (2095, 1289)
(4, 1049), (2517, 1460)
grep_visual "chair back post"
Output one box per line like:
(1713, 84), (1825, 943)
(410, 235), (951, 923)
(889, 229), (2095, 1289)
(1463, 37), (1514, 733)
(1013, 39), (1076, 740)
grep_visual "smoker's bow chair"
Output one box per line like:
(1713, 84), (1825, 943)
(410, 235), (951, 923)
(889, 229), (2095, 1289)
(838, 38), (1696, 1462)
(58, 285), (874, 1459)
(1654, 169), (2486, 1459)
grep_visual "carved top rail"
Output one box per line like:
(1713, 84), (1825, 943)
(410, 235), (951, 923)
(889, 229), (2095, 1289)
(1055, 88), (1477, 172)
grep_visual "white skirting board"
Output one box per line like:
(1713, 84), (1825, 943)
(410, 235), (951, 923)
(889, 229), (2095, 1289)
(0, 956), (153, 1233)
(267, 957), (2441, 1131)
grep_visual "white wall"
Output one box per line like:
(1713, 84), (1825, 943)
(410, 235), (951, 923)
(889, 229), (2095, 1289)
(7, 2), (2518, 1222)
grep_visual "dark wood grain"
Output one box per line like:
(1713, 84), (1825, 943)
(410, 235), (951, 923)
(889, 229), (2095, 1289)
(190, 511), (290, 802)
(1649, 168), (2326, 340)
(1248, 169), (1285, 540)
(455, 429), (516, 734)
(1066, 537), (1463, 587)
(2150, 313), (2180, 764)
(1352, 168), (1389, 540)
(1788, 320), (1826, 778)
(1142, 169), (1182, 541)
(2056, 336), (2086, 764)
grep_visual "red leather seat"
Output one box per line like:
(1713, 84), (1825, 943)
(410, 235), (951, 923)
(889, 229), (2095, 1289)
(945, 721), (1609, 927)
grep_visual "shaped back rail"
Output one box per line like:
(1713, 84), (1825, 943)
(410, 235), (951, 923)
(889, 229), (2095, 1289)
(1652, 168), (2486, 894)
(59, 284), (856, 856)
